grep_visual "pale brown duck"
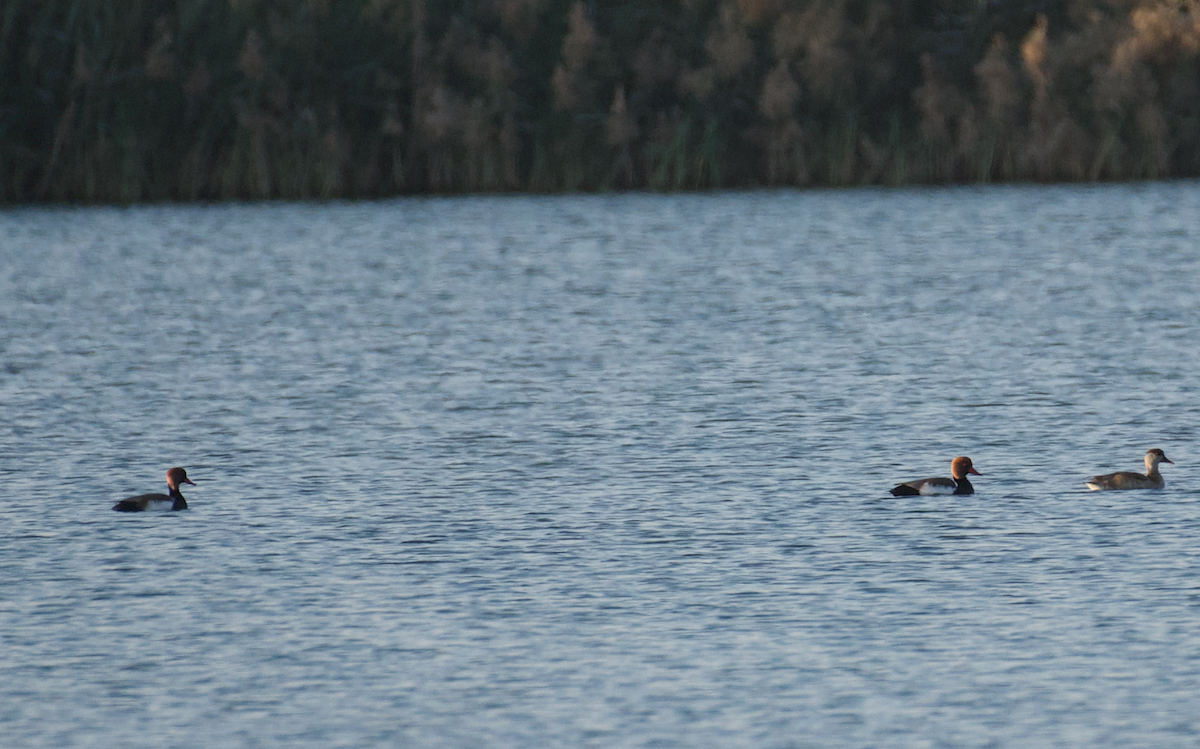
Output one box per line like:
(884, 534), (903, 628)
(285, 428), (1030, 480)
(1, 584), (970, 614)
(1085, 449), (1172, 491)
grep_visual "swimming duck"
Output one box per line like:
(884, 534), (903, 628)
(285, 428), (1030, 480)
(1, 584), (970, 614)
(1085, 449), (1172, 491)
(112, 467), (195, 512)
(890, 457), (981, 496)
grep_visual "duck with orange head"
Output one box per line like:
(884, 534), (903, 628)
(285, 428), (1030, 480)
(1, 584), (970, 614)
(889, 457), (981, 496)
(112, 467), (196, 512)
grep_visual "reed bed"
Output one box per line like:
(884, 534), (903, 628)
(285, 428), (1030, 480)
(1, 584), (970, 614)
(5, 0), (1200, 201)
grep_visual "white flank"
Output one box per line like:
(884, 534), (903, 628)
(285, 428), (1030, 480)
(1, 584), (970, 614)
(918, 483), (956, 496)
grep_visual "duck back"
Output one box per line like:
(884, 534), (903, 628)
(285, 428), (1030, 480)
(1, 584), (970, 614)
(1085, 471), (1163, 491)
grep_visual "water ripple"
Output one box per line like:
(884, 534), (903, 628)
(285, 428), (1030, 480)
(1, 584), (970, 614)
(2, 185), (1200, 747)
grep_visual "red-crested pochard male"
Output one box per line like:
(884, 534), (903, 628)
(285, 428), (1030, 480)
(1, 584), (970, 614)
(889, 456), (981, 496)
(1085, 449), (1173, 491)
(112, 467), (195, 512)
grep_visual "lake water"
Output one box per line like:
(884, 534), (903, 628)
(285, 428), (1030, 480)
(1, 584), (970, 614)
(2, 183), (1199, 747)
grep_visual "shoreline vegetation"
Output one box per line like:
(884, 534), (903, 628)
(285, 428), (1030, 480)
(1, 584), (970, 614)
(5, 0), (1200, 202)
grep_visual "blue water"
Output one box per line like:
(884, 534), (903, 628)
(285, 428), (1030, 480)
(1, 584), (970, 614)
(2, 183), (1199, 747)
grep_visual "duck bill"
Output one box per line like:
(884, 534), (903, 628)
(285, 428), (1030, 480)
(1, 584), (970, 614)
(182, 477), (197, 485)
(968, 467), (982, 475)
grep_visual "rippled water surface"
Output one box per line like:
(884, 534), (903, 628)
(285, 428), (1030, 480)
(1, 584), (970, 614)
(3, 184), (1200, 747)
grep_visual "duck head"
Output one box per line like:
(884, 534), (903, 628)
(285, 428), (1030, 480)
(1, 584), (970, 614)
(166, 467), (196, 491)
(950, 456), (981, 480)
(1146, 449), (1173, 468)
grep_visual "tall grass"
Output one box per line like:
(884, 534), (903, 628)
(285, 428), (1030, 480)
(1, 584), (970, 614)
(5, 0), (1200, 202)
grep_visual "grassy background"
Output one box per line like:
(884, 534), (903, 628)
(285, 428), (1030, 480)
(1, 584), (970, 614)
(5, 0), (1200, 202)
